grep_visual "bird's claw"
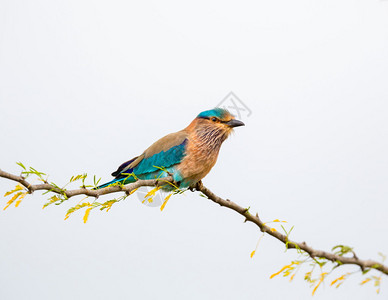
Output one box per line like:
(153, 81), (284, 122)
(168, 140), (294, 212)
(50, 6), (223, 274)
(197, 180), (203, 189)
(189, 180), (203, 191)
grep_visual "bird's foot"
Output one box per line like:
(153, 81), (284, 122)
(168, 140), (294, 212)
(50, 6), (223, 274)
(196, 180), (203, 190)
(188, 180), (203, 192)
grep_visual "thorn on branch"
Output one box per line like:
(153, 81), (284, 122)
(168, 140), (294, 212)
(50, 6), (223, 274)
(243, 207), (250, 214)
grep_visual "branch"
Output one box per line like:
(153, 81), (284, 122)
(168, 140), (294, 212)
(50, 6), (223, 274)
(1, 168), (387, 278)
(0, 168), (173, 199)
(195, 182), (388, 276)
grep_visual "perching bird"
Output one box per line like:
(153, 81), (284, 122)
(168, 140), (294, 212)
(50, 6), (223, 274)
(96, 108), (244, 190)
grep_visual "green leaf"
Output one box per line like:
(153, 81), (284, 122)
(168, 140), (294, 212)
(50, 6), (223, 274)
(93, 175), (101, 187)
(16, 162), (26, 170)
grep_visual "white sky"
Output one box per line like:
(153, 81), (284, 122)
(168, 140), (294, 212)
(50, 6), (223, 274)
(1, 0), (388, 299)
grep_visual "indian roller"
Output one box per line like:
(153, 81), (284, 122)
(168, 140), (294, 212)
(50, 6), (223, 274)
(96, 108), (244, 190)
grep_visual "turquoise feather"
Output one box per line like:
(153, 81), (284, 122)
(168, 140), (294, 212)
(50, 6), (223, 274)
(134, 140), (187, 175)
(197, 108), (228, 119)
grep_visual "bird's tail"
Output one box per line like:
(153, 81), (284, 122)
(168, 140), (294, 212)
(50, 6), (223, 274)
(93, 177), (127, 190)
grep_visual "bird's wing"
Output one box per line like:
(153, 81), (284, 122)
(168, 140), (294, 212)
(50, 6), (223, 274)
(111, 130), (188, 178)
(111, 156), (139, 177)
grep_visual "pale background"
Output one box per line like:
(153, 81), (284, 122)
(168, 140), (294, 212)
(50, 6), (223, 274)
(1, 0), (388, 299)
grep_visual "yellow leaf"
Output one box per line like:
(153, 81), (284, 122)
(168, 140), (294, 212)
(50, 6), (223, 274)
(331, 274), (347, 286)
(270, 263), (293, 279)
(160, 193), (172, 211)
(4, 184), (24, 197)
(312, 272), (328, 295)
(336, 281), (344, 289)
(374, 278), (380, 287)
(129, 188), (139, 195)
(14, 193), (27, 207)
(43, 195), (60, 209)
(331, 278), (339, 286)
(312, 281), (321, 295)
(145, 186), (162, 198)
(270, 228), (277, 232)
(250, 233), (264, 259)
(4, 191), (13, 197)
(3, 192), (23, 210)
(360, 278), (371, 285)
(105, 200), (116, 212)
(15, 184), (24, 191)
(83, 207), (92, 223)
(4, 188), (19, 197)
(304, 271), (312, 281)
(65, 202), (90, 221)
(290, 274), (296, 282)
(272, 219), (287, 223)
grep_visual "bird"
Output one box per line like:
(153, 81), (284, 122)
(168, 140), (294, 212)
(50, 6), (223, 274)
(95, 108), (244, 190)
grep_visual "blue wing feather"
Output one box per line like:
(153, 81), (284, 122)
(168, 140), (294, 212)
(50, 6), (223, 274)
(134, 139), (187, 175)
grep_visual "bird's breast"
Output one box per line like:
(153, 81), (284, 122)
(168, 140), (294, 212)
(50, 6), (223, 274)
(177, 134), (222, 182)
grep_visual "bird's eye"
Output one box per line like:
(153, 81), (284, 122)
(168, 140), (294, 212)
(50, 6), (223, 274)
(211, 117), (217, 122)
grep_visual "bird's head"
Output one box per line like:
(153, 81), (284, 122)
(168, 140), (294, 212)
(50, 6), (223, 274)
(188, 108), (244, 143)
(196, 107), (244, 130)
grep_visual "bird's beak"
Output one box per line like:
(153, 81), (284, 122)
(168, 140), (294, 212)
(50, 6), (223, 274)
(225, 119), (245, 128)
